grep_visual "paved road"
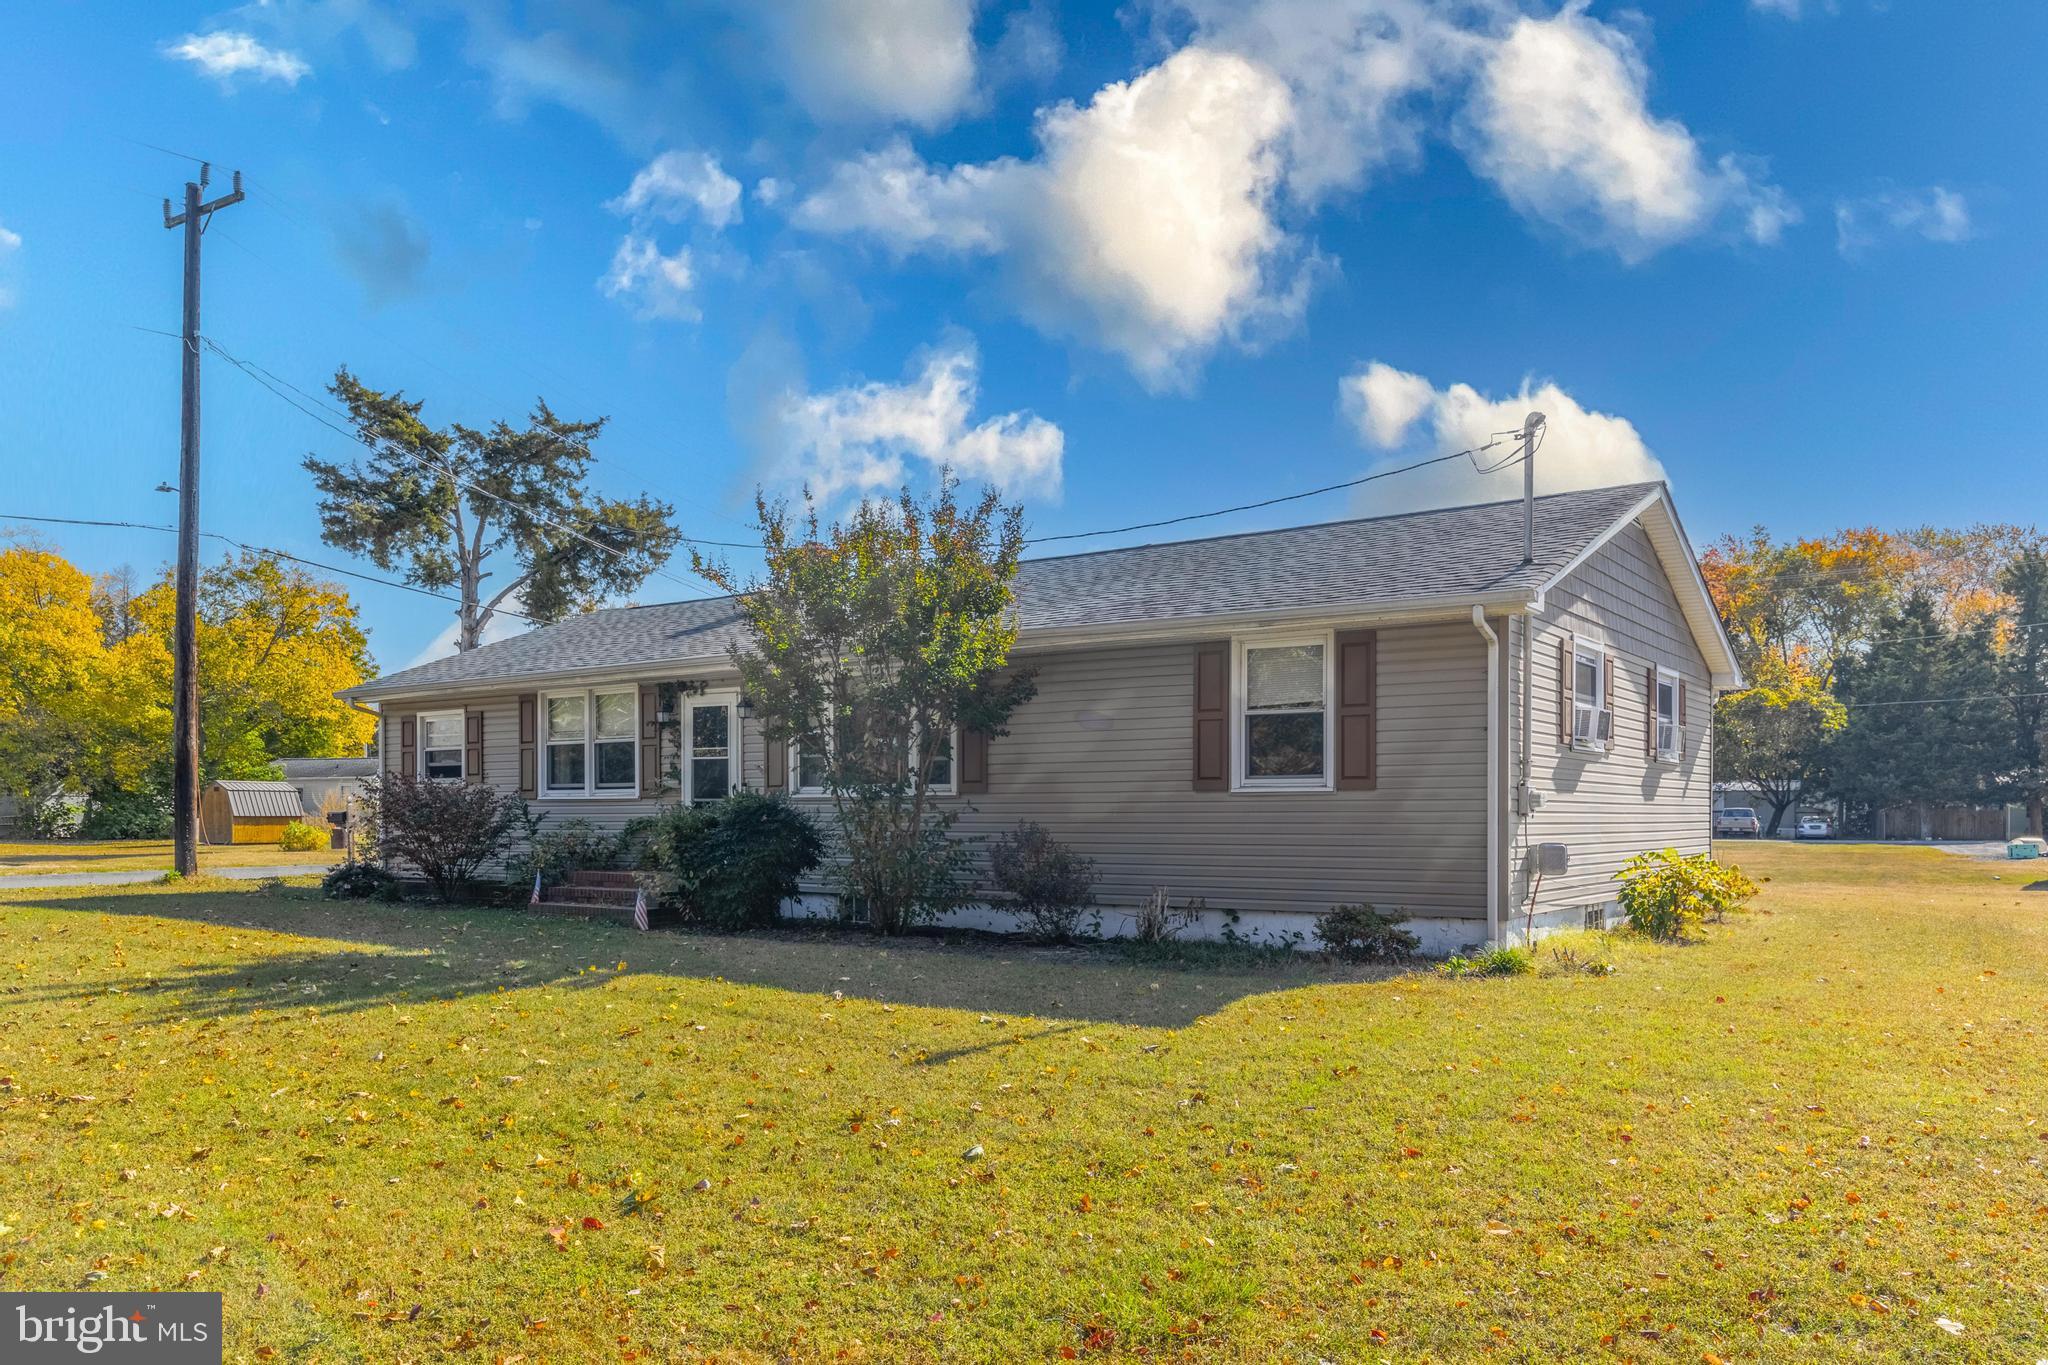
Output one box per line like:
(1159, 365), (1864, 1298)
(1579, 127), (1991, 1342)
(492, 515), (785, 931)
(0, 864), (329, 890)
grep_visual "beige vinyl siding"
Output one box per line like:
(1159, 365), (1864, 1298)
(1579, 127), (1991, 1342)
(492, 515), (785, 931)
(378, 621), (1492, 918)
(1514, 517), (1714, 912)
(378, 686), (765, 872)
(909, 622), (1490, 919)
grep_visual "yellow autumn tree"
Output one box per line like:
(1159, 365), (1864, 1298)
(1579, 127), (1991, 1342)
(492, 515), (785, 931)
(0, 544), (108, 818)
(112, 552), (379, 783)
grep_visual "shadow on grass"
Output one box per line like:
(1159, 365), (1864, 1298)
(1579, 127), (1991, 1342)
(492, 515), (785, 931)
(4, 883), (1403, 1034)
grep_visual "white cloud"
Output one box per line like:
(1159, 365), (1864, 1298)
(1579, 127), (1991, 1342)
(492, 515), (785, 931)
(755, 0), (979, 127)
(1343, 361), (1437, 448)
(607, 150), (743, 230)
(1458, 6), (1782, 261)
(765, 337), (1064, 503)
(1174, 0), (1472, 202)
(1750, 0), (1814, 16)
(0, 221), (18, 310)
(164, 30), (311, 86)
(797, 46), (1304, 387)
(1339, 361), (1664, 513)
(1835, 186), (1972, 257)
(599, 234), (698, 321)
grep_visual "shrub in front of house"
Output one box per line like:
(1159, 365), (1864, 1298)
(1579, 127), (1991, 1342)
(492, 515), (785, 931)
(988, 821), (1097, 942)
(1313, 903), (1419, 961)
(321, 861), (401, 901)
(508, 817), (619, 888)
(359, 771), (535, 902)
(641, 791), (824, 930)
(278, 820), (325, 852)
(1614, 848), (1759, 941)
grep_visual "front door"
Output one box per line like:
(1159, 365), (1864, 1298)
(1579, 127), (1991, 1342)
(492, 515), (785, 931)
(683, 695), (737, 804)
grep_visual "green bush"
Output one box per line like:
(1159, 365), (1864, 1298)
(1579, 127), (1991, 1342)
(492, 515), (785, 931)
(508, 817), (619, 887)
(1313, 903), (1419, 961)
(78, 788), (167, 839)
(278, 820), (325, 852)
(1438, 946), (1534, 978)
(988, 822), (1097, 942)
(641, 792), (824, 930)
(1613, 848), (1759, 941)
(321, 862), (401, 901)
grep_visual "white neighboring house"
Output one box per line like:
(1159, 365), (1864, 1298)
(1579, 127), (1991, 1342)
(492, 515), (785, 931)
(278, 757), (379, 821)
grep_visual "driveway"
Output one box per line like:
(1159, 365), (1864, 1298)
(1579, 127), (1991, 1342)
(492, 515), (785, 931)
(0, 864), (327, 890)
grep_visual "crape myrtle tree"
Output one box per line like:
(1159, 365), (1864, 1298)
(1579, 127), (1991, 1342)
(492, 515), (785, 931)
(305, 368), (683, 651)
(694, 479), (1037, 934)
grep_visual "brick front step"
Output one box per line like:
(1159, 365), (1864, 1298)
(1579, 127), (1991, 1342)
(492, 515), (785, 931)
(541, 885), (638, 907)
(525, 900), (639, 925)
(565, 869), (640, 888)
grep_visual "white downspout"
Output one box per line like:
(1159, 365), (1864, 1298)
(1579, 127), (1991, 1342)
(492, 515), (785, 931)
(1472, 606), (1500, 946)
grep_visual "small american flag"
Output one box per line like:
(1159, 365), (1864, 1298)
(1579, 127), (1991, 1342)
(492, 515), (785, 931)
(632, 886), (650, 933)
(529, 870), (542, 906)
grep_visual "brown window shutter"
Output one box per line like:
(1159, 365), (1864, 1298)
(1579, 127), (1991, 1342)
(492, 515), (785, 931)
(516, 694), (538, 798)
(1192, 642), (1229, 791)
(1679, 680), (1688, 728)
(1558, 638), (1572, 744)
(765, 738), (787, 791)
(1645, 666), (1656, 758)
(464, 707), (485, 783)
(1335, 628), (1377, 790)
(397, 713), (417, 778)
(639, 684), (661, 797)
(958, 729), (990, 794)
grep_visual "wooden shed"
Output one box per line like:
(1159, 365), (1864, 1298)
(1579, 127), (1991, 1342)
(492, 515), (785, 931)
(200, 780), (305, 845)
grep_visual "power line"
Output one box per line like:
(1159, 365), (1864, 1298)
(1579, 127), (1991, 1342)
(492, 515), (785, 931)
(1022, 440), (1516, 547)
(1843, 689), (2048, 710)
(0, 512), (542, 625)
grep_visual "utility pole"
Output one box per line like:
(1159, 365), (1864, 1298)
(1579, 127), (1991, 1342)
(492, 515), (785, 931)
(161, 164), (244, 876)
(1519, 410), (1546, 566)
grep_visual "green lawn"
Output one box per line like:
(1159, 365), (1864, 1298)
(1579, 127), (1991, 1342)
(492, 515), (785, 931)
(1, 845), (2043, 1362)
(0, 839), (337, 876)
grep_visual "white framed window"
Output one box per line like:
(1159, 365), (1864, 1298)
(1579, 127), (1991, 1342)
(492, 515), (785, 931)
(924, 725), (956, 795)
(542, 687), (638, 796)
(1572, 639), (1611, 751)
(1654, 667), (1680, 760)
(683, 693), (736, 805)
(791, 713), (957, 796)
(1233, 633), (1334, 791)
(419, 710), (465, 781)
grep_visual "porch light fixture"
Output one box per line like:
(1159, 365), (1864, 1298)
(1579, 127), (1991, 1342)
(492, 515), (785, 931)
(736, 696), (756, 721)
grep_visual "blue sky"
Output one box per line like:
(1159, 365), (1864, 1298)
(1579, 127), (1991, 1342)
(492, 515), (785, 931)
(3, 0), (2043, 672)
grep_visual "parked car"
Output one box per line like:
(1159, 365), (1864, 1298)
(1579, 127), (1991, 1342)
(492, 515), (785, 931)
(1715, 806), (1762, 838)
(1796, 815), (1832, 839)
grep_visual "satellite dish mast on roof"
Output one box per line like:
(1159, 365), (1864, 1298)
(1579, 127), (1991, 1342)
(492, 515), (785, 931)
(1520, 411), (1546, 566)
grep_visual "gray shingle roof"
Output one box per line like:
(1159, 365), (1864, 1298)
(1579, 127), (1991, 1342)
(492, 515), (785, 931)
(208, 780), (307, 819)
(346, 483), (1662, 700)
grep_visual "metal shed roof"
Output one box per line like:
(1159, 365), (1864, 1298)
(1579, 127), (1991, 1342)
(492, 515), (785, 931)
(207, 780), (306, 819)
